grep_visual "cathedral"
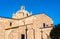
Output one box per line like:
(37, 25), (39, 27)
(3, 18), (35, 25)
(0, 6), (53, 39)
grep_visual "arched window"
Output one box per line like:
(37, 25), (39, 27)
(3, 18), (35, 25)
(10, 22), (12, 26)
(43, 23), (45, 28)
(21, 34), (25, 39)
(51, 24), (53, 26)
(27, 14), (28, 16)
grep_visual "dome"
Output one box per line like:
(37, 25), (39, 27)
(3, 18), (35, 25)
(12, 6), (32, 19)
(16, 6), (29, 14)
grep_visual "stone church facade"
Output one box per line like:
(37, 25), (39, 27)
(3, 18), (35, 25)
(0, 6), (53, 39)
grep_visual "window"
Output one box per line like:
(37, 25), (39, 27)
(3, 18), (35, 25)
(27, 14), (28, 16)
(21, 34), (25, 39)
(51, 24), (53, 26)
(46, 25), (48, 26)
(10, 22), (12, 26)
(43, 23), (45, 28)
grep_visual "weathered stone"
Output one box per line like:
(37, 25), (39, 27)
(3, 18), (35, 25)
(0, 6), (53, 39)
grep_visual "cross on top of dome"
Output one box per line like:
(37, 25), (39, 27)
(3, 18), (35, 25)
(21, 6), (25, 10)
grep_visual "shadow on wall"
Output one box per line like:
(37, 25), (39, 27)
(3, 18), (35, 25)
(50, 24), (60, 39)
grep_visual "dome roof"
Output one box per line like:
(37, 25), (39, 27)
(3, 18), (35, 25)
(16, 6), (29, 14)
(12, 6), (32, 19)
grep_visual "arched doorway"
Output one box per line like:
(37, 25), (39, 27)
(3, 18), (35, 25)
(21, 34), (25, 39)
